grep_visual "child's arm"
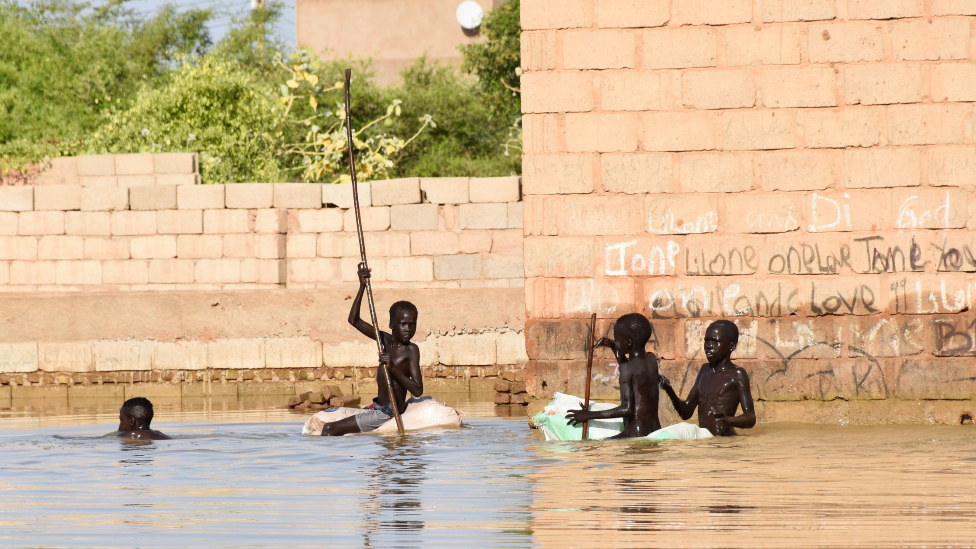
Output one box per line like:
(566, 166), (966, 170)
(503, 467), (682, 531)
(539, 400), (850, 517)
(714, 368), (756, 431)
(659, 367), (703, 420)
(381, 345), (424, 397)
(567, 366), (635, 424)
(348, 264), (377, 340)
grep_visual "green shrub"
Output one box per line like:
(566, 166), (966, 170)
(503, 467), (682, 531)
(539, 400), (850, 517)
(87, 54), (287, 184)
(459, 0), (521, 120)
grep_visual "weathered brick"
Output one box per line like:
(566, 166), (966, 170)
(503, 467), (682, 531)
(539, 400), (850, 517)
(932, 63), (976, 102)
(390, 204), (439, 231)
(508, 202), (523, 230)
(646, 194), (719, 235)
(460, 231), (493, 253)
(802, 191), (880, 233)
(520, 72), (594, 113)
(34, 185), (81, 211)
(115, 154), (153, 175)
(434, 254), (483, 280)
(565, 113), (638, 152)
(130, 235), (177, 259)
(892, 18), (971, 61)
(340, 256), (385, 282)
(893, 276), (971, 315)
(0, 343), (39, 373)
(600, 153), (672, 194)
(222, 234), (257, 258)
(204, 209), (249, 233)
(101, 260), (149, 284)
(850, 317), (926, 358)
(933, 0), (976, 15)
(386, 257), (434, 281)
(111, 211), (156, 236)
(84, 238), (130, 260)
(286, 234), (316, 258)
(725, 25), (801, 66)
(153, 153), (196, 174)
(673, 0), (752, 24)
(79, 176), (118, 187)
(804, 277), (884, 316)
(0, 212), (17, 235)
(845, 148), (921, 188)
(848, 0), (922, 19)
(523, 114), (560, 155)
(38, 342), (93, 373)
(156, 209), (203, 234)
(887, 104), (970, 145)
(252, 209), (286, 234)
(157, 174), (200, 186)
(226, 184), (273, 209)
(760, 150), (837, 191)
(762, 67), (837, 108)
(66, 212), (113, 236)
(116, 175), (155, 188)
(682, 70), (755, 110)
(491, 229), (523, 256)
(147, 258), (195, 283)
(10, 260), (56, 284)
(459, 203), (509, 230)
(80, 188), (128, 211)
(891, 188), (968, 229)
(799, 107), (881, 148)
(928, 145), (976, 188)
(255, 234), (285, 259)
(176, 235), (223, 259)
(316, 233), (350, 257)
(322, 182), (370, 209)
(241, 258), (285, 283)
(845, 63), (923, 105)
(724, 193), (802, 234)
(19, 211), (64, 235)
(129, 185), (177, 210)
(762, 0), (836, 21)
(293, 209), (343, 233)
(521, 30), (556, 71)
(54, 260), (100, 284)
(371, 178), (420, 206)
(209, 339), (265, 370)
(411, 231), (460, 256)
(350, 233), (411, 257)
(600, 71), (672, 111)
(679, 153), (754, 193)
(273, 183), (322, 209)
(420, 178), (468, 204)
(37, 236), (84, 259)
(44, 157), (78, 177)
(0, 187), (33, 212)
(808, 22), (884, 63)
(524, 237), (594, 277)
(177, 185), (224, 209)
(893, 358), (976, 400)
(77, 155), (115, 176)
(521, 0), (592, 30)
(563, 30), (634, 70)
(596, 0), (668, 27)
(195, 258), (241, 283)
(642, 111), (720, 152)
(522, 155), (594, 195)
(721, 110), (797, 150)
(560, 196), (643, 236)
(470, 177), (520, 203)
(0, 236), (37, 260)
(342, 206), (390, 232)
(641, 27), (716, 69)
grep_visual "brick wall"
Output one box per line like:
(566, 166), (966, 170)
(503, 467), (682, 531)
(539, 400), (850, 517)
(520, 0), (976, 416)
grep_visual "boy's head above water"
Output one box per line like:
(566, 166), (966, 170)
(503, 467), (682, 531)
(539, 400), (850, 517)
(118, 397), (154, 431)
(389, 300), (418, 343)
(704, 320), (739, 363)
(613, 313), (653, 352)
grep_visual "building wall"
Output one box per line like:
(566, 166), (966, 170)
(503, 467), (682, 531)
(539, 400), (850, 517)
(520, 0), (976, 420)
(296, 0), (496, 86)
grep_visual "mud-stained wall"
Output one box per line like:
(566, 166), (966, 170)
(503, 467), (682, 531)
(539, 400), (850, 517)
(520, 0), (976, 418)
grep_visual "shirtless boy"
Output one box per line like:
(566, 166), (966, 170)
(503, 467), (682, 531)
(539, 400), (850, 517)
(116, 397), (171, 440)
(566, 313), (661, 439)
(320, 265), (424, 436)
(660, 320), (756, 436)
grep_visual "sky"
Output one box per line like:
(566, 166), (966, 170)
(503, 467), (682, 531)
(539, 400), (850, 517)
(120, 0), (296, 46)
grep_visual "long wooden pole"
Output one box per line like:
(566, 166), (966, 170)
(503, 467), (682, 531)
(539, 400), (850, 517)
(581, 313), (597, 440)
(344, 69), (404, 434)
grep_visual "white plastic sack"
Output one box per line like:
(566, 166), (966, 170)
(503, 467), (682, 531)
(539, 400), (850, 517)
(302, 396), (462, 436)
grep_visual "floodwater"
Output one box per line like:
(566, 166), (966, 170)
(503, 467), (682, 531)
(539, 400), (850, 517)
(2, 398), (976, 548)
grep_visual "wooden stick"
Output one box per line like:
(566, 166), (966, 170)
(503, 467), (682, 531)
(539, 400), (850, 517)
(581, 312), (597, 440)
(344, 69), (404, 434)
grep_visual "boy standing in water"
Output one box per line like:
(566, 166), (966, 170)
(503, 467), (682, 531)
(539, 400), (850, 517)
(566, 313), (662, 439)
(116, 397), (171, 440)
(660, 320), (756, 436)
(320, 265), (424, 436)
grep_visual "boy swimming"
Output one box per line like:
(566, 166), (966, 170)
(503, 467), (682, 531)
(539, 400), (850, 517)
(660, 320), (756, 436)
(319, 264), (424, 436)
(566, 313), (662, 439)
(116, 397), (171, 440)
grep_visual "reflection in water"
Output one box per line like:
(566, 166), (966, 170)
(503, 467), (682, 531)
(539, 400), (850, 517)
(361, 436), (428, 547)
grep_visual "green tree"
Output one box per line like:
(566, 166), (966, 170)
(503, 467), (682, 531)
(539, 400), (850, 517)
(459, 0), (521, 119)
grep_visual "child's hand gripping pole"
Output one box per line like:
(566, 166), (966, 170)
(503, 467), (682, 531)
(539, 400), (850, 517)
(344, 69), (404, 434)
(582, 313), (597, 440)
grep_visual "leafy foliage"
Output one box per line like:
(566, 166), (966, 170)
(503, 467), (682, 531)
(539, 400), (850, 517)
(459, 0), (521, 120)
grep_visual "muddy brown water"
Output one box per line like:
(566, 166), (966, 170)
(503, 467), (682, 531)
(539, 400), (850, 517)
(1, 396), (975, 548)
